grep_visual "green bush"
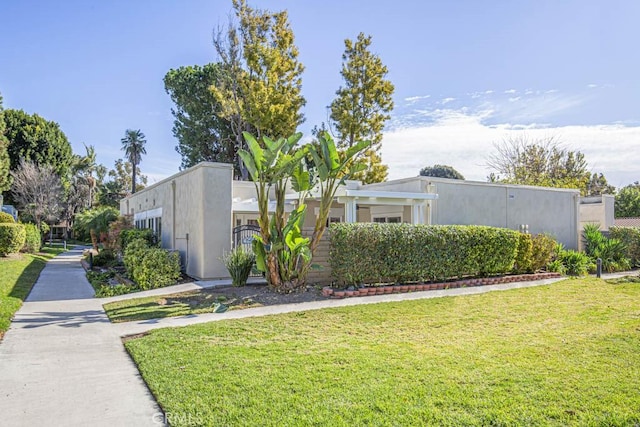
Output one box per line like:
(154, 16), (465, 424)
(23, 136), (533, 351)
(555, 249), (592, 276)
(222, 247), (256, 287)
(609, 226), (640, 268)
(530, 234), (558, 272)
(0, 212), (15, 223)
(92, 249), (117, 267)
(329, 223), (520, 286)
(0, 223), (26, 256)
(123, 238), (150, 277)
(123, 237), (181, 290)
(21, 223), (41, 253)
(120, 228), (155, 253)
(133, 248), (181, 290)
(513, 233), (533, 274)
(583, 224), (630, 273)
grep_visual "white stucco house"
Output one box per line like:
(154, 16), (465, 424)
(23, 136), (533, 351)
(120, 161), (611, 280)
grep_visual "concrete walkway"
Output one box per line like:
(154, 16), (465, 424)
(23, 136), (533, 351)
(0, 248), (162, 427)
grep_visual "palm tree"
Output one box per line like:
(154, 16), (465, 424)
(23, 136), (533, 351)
(120, 129), (147, 194)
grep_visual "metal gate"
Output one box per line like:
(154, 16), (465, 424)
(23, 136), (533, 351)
(232, 225), (261, 277)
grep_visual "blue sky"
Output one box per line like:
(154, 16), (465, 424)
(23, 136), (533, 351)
(1, 0), (638, 187)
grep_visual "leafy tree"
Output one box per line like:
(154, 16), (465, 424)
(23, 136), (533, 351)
(164, 64), (236, 172)
(586, 172), (615, 196)
(212, 0), (306, 180)
(239, 131), (367, 292)
(329, 32), (395, 184)
(419, 164), (465, 180)
(0, 93), (11, 193)
(487, 135), (595, 195)
(120, 129), (147, 194)
(615, 182), (640, 218)
(3, 109), (73, 179)
(10, 160), (63, 228)
(97, 159), (147, 207)
(73, 206), (119, 248)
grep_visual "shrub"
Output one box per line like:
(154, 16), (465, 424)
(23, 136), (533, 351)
(609, 226), (640, 268)
(0, 223), (26, 256)
(222, 247), (256, 287)
(123, 238), (150, 277)
(513, 233), (533, 274)
(556, 249), (592, 276)
(329, 223), (520, 286)
(0, 212), (16, 223)
(133, 248), (181, 290)
(92, 249), (117, 267)
(583, 224), (630, 273)
(120, 228), (155, 253)
(21, 223), (41, 253)
(530, 234), (558, 272)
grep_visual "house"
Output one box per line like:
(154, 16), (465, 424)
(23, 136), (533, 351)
(121, 162), (588, 281)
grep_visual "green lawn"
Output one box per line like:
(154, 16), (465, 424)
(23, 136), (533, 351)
(125, 278), (640, 426)
(0, 248), (66, 339)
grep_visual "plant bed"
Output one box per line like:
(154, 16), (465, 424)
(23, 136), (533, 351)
(104, 283), (326, 323)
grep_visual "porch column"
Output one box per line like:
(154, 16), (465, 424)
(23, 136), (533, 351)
(344, 198), (357, 223)
(411, 202), (424, 225)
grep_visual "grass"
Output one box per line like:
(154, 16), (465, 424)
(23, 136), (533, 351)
(104, 290), (260, 322)
(125, 277), (640, 426)
(0, 248), (66, 339)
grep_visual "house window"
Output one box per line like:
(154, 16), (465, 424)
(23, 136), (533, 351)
(247, 219), (259, 226)
(373, 216), (402, 223)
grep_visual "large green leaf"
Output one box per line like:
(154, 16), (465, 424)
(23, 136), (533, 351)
(243, 132), (264, 171)
(238, 149), (259, 182)
(291, 164), (310, 193)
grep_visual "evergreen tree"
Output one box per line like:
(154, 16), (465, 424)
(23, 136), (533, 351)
(0, 93), (11, 193)
(419, 164), (465, 180)
(330, 32), (395, 184)
(212, 0), (306, 180)
(3, 109), (73, 180)
(164, 64), (236, 172)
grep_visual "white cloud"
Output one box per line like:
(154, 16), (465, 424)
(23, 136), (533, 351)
(504, 89), (517, 94)
(508, 96), (521, 102)
(382, 109), (640, 188)
(587, 84), (598, 89)
(404, 95), (430, 103)
(441, 97), (456, 105)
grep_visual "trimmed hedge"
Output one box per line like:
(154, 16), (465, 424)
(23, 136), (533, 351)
(513, 233), (533, 274)
(329, 223), (520, 285)
(21, 223), (41, 253)
(0, 212), (15, 223)
(0, 223), (27, 256)
(609, 226), (640, 268)
(530, 233), (558, 272)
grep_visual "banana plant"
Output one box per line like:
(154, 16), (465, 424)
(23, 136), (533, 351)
(238, 132), (310, 291)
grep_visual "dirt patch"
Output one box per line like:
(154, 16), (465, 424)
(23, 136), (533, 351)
(164, 284), (325, 309)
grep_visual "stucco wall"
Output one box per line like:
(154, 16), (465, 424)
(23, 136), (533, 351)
(579, 195), (615, 231)
(426, 178), (579, 249)
(121, 162), (233, 280)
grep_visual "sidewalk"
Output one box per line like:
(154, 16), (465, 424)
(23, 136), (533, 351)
(0, 248), (162, 427)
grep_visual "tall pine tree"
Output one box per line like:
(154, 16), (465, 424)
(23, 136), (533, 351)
(330, 32), (395, 184)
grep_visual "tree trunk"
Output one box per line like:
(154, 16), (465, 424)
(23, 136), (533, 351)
(131, 165), (137, 194)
